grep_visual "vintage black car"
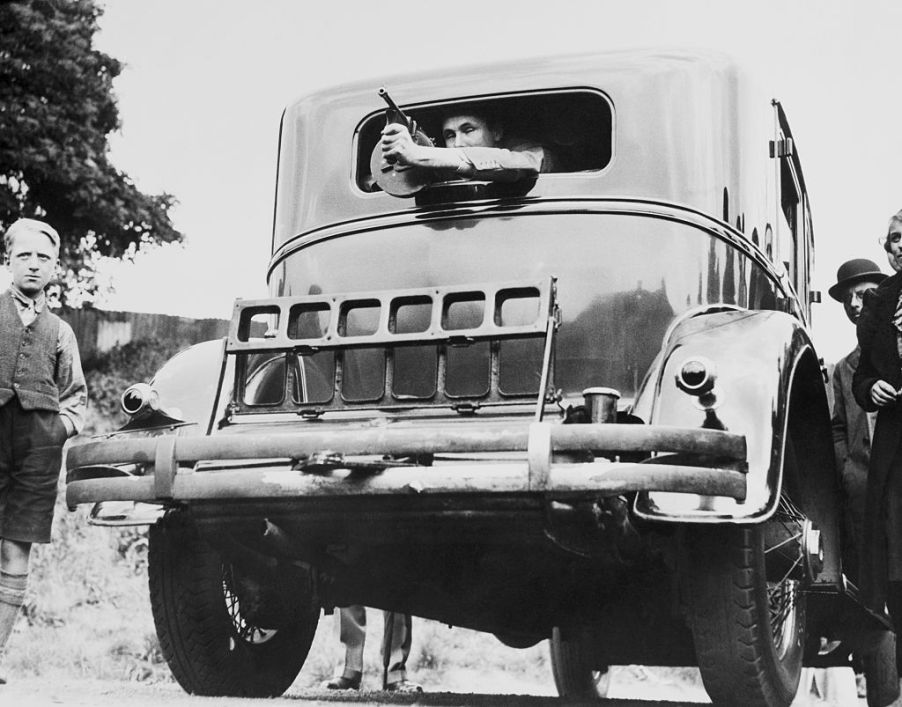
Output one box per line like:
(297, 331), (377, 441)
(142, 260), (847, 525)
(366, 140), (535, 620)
(66, 50), (897, 706)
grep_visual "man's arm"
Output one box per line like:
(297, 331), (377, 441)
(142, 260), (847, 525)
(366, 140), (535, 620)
(456, 144), (544, 181)
(381, 124), (467, 171)
(380, 125), (543, 182)
(56, 321), (87, 437)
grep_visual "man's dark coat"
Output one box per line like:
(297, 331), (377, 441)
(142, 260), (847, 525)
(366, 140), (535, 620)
(853, 271), (902, 610)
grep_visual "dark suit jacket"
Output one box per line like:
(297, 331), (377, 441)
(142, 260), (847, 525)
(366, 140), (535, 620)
(833, 347), (871, 577)
(852, 272), (902, 610)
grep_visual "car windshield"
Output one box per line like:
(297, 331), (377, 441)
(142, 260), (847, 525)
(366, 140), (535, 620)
(270, 213), (783, 401)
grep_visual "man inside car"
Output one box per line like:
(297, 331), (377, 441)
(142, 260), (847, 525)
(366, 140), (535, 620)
(379, 107), (557, 182)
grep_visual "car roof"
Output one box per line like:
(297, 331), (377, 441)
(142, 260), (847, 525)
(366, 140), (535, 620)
(272, 49), (771, 250)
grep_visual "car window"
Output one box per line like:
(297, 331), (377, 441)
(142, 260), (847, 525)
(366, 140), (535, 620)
(356, 89), (613, 192)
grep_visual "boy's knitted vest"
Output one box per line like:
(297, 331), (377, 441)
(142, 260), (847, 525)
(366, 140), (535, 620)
(0, 290), (60, 411)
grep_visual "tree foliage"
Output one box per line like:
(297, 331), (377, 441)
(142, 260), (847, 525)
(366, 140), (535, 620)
(0, 0), (181, 305)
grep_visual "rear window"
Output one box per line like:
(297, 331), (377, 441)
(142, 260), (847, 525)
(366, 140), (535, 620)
(355, 89), (613, 192)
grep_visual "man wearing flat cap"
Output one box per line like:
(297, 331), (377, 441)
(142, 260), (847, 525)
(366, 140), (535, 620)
(829, 258), (887, 579)
(0, 218), (86, 684)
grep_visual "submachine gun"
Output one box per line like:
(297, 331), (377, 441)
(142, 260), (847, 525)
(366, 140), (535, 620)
(370, 87), (435, 197)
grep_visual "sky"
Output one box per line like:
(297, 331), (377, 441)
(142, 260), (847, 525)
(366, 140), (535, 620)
(49, 0), (902, 363)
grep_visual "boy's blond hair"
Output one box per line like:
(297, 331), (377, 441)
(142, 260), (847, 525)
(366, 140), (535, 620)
(3, 218), (60, 256)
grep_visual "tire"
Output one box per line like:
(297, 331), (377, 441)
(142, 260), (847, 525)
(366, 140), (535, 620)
(862, 630), (900, 707)
(148, 514), (318, 697)
(685, 516), (806, 707)
(495, 631), (543, 649)
(550, 626), (612, 700)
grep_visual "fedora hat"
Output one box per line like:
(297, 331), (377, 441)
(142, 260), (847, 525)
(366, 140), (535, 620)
(828, 258), (887, 301)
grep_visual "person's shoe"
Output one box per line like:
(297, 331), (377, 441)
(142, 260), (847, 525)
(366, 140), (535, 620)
(385, 679), (423, 693)
(321, 673), (361, 690)
(0, 676), (6, 685)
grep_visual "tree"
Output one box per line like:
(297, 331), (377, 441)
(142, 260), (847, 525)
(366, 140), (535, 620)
(0, 0), (181, 306)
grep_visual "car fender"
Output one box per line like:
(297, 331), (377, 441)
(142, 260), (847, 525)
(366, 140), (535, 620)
(633, 308), (838, 534)
(138, 338), (230, 435)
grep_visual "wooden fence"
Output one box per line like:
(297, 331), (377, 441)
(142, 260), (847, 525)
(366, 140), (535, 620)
(60, 308), (229, 364)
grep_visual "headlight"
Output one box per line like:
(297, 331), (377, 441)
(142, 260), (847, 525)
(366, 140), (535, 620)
(120, 383), (160, 418)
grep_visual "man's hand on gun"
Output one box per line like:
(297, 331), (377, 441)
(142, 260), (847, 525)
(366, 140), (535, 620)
(372, 88), (467, 194)
(381, 124), (422, 167)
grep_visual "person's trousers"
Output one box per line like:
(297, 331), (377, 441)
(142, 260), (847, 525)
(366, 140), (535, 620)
(338, 605), (412, 684)
(0, 398), (66, 544)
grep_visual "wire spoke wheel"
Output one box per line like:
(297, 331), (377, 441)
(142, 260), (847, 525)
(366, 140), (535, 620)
(685, 490), (808, 707)
(148, 514), (319, 697)
(765, 494), (806, 661)
(222, 566), (278, 646)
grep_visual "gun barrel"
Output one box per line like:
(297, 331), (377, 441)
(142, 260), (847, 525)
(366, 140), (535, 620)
(378, 87), (405, 115)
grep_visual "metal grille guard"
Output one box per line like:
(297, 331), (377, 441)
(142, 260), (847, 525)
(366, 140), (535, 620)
(225, 277), (558, 418)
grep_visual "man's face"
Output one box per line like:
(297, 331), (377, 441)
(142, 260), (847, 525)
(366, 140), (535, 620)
(442, 115), (501, 148)
(7, 229), (57, 297)
(886, 222), (902, 270)
(843, 280), (880, 324)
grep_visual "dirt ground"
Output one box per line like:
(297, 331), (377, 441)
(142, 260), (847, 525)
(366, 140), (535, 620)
(1, 668), (716, 706)
(0, 669), (875, 706)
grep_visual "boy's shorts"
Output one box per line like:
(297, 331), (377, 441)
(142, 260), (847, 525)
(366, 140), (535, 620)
(0, 398), (68, 544)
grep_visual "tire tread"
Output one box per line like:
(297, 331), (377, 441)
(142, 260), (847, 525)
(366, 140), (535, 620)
(687, 526), (802, 707)
(148, 514), (316, 696)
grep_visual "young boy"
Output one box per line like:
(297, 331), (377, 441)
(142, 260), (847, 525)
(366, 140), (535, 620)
(0, 218), (86, 683)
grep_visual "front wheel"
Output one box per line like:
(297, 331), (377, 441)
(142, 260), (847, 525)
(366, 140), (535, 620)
(685, 509), (807, 707)
(549, 626), (612, 700)
(148, 514), (319, 696)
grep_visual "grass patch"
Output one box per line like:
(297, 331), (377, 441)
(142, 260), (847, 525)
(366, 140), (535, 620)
(5, 493), (166, 683)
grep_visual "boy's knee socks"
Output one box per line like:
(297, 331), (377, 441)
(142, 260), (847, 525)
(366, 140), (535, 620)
(0, 571), (27, 653)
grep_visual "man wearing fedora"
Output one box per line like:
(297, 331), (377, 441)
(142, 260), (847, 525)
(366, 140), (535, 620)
(830, 258), (888, 579)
